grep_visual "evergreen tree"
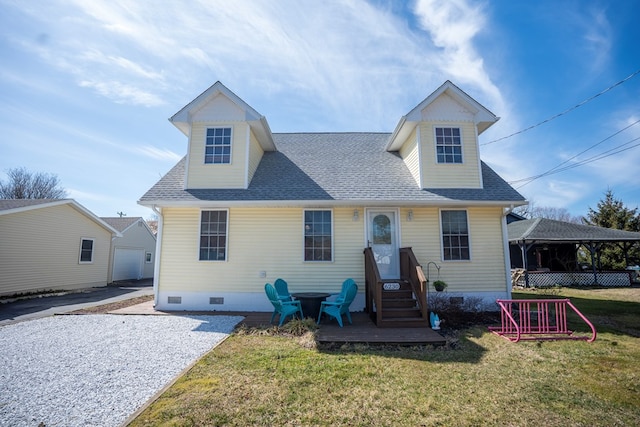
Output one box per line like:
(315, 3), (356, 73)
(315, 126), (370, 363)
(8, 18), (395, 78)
(582, 190), (640, 269)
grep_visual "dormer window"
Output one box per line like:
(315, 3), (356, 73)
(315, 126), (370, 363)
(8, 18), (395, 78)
(205, 127), (232, 164)
(435, 127), (462, 164)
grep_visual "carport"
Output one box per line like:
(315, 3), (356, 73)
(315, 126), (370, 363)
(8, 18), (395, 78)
(508, 218), (640, 287)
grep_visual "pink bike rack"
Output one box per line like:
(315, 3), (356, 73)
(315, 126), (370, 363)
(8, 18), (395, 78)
(489, 299), (596, 343)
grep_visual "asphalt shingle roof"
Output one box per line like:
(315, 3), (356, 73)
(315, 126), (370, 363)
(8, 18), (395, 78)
(139, 132), (525, 205)
(100, 217), (142, 232)
(0, 199), (61, 212)
(508, 218), (640, 242)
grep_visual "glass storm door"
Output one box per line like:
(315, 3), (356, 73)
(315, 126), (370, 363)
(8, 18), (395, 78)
(367, 210), (399, 279)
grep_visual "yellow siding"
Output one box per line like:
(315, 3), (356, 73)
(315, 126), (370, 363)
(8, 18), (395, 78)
(399, 127), (420, 186)
(158, 206), (508, 296)
(247, 129), (264, 184)
(186, 122), (248, 189)
(158, 207), (366, 294)
(419, 122), (482, 188)
(400, 206), (507, 292)
(0, 205), (111, 296)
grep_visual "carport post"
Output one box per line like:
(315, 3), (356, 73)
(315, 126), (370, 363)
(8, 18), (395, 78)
(519, 240), (533, 287)
(586, 241), (599, 285)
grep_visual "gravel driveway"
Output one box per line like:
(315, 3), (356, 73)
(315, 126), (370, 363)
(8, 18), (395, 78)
(0, 314), (243, 427)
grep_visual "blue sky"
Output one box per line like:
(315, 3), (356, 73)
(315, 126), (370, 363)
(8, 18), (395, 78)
(1, 0), (639, 219)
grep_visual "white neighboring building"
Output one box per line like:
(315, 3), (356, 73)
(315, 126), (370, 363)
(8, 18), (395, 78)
(0, 199), (120, 296)
(101, 217), (156, 283)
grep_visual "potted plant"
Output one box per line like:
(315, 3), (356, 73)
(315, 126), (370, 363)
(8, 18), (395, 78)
(433, 280), (447, 292)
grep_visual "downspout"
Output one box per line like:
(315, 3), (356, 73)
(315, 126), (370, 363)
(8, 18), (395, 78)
(108, 235), (117, 284)
(151, 205), (163, 307)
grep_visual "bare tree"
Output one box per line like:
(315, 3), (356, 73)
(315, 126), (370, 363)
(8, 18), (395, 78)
(146, 214), (158, 235)
(0, 167), (67, 199)
(513, 200), (581, 223)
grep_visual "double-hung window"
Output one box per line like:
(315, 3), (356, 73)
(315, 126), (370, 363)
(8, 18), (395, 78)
(435, 127), (462, 164)
(205, 127), (231, 164)
(304, 210), (332, 261)
(79, 238), (95, 263)
(441, 210), (470, 261)
(199, 210), (228, 261)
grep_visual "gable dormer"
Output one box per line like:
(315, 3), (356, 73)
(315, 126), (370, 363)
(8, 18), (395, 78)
(170, 82), (276, 190)
(387, 81), (498, 189)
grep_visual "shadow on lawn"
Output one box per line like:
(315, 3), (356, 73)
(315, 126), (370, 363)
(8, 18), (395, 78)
(566, 297), (640, 338)
(316, 327), (489, 364)
(512, 291), (640, 338)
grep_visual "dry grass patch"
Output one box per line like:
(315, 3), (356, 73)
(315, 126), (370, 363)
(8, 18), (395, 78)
(69, 294), (153, 314)
(130, 289), (640, 426)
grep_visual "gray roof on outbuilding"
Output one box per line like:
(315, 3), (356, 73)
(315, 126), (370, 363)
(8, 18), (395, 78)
(100, 217), (142, 232)
(140, 132), (525, 206)
(508, 217), (640, 242)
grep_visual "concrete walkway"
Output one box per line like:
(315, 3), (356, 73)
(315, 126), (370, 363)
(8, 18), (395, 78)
(0, 280), (154, 326)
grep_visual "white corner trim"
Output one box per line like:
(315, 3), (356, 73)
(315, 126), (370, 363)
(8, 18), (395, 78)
(245, 123), (250, 189)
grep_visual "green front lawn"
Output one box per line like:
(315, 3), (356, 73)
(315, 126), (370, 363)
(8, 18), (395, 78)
(130, 288), (640, 426)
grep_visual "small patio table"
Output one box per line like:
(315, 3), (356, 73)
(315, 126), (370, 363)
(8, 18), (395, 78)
(291, 292), (330, 320)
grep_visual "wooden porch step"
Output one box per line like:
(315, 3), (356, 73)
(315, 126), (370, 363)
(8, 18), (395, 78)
(382, 307), (423, 319)
(382, 289), (413, 299)
(382, 298), (417, 309)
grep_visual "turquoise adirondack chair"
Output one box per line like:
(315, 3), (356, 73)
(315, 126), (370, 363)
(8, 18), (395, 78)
(330, 278), (356, 304)
(265, 283), (303, 326)
(274, 278), (292, 301)
(317, 281), (358, 327)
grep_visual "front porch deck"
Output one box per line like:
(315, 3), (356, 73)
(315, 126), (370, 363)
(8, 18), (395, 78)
(109, 301), (446, 345)
(240, 311), (446, 345)
(315, 312), (446, 345)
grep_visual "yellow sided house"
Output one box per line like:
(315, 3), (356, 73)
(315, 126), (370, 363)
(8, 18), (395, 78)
(0, 199), (121, 296)
(139, 81), (526, 326)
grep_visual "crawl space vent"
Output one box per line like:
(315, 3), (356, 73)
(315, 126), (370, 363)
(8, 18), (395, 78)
(210, 297), (224, 305)
(167, 296), (182, 304)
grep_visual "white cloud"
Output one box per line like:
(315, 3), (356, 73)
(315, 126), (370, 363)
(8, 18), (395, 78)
(413, 0), (504, 111)
(6, 1), (444, 127)
(80, 49), (165, 81)
(580, 7), (612, 73)
(78, 80), (165, 106)
(136, 146), (183, 162)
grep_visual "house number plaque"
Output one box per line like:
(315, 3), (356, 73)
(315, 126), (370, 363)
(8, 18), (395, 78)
(383, 282), (400, 291)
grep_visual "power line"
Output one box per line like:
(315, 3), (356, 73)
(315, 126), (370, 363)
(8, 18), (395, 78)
(512, 135), (640, 188)
(481, 69), (640, 146)
(511, 118), (640, 186)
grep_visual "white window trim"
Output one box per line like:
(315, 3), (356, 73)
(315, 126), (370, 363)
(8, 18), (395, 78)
(198, 208), (230, 262)
(204, 126), (233, 165)
(303, 208), (334, 263)
(434, 126), (464, 164)
(439, 209), (472, 262)
(416, 126), (424, 188)
(79, 237), (95, 264)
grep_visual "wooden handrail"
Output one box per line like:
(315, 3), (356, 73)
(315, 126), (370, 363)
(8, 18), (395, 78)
(399, 247), (428, 321)
(363, 247), (384, 325)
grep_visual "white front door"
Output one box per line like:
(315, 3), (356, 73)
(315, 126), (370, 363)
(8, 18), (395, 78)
(367, 210), (399, 279)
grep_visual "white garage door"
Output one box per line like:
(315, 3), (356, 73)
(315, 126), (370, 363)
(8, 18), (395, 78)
(113, 248), (144, 281)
